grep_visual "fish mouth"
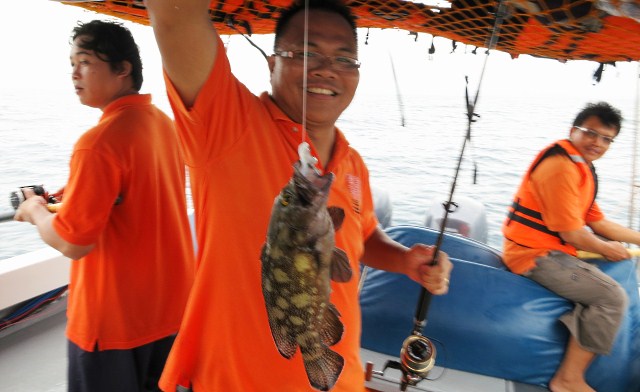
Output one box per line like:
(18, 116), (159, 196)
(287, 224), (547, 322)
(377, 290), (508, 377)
(293, 161), (333, 205)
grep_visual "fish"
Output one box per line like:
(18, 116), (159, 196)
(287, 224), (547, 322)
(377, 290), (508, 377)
(261, 160), (353, 391)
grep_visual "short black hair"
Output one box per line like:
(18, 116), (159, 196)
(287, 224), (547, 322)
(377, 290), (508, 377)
(71, 20), (143, 91)
(572, 102), (623, 135)
(274, 0), (358, 49)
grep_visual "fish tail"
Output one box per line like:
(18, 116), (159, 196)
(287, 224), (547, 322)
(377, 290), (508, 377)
(303, 346), (344, 391)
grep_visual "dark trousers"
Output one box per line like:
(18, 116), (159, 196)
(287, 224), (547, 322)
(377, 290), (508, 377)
(68, 335), (176, 392)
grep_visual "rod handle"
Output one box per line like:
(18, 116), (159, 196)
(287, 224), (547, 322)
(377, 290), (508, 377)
(577, 248), (640, 259)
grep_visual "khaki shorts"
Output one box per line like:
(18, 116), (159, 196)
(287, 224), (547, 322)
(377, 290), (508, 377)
(525, 251), (629, 354)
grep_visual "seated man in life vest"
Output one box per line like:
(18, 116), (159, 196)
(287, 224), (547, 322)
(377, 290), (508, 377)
(502, 101), (633, 392)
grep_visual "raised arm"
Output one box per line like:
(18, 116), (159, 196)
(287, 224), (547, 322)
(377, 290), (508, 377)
(145, 0), (219, 107)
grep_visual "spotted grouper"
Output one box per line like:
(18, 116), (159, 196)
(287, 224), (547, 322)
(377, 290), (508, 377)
(261, 160), (352, 391)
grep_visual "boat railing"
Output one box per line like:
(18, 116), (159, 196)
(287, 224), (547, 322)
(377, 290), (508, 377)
(0, 248), (70, 312)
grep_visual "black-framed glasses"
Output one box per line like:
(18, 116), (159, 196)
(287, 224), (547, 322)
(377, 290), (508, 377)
(274, 50), (361, 71)
(573, 126), (615, 145)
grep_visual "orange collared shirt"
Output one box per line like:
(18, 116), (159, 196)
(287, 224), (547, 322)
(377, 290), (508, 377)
(54, 94), (195, 351)
(159, 38), (378, 392)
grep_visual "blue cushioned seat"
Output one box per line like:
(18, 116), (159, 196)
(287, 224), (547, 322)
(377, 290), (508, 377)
(360, 225), (640, 391)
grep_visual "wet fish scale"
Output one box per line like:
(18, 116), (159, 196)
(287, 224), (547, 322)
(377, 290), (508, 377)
(261, 161), (352, 391)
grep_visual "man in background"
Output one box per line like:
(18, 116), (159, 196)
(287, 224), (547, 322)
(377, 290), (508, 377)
(15, 20), (194, 392)
(502, 102), (632, 392)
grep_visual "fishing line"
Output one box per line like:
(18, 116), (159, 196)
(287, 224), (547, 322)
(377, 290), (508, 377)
(227, 5), (311, 163)
(225, 22), (269, 61)
(388, 51), (406, 127)
(295, 0), (319, 174)
(629, 62), (640, 230)
(301, 0), (309, 146)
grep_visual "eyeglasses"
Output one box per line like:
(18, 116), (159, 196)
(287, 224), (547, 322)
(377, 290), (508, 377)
(274, 50), (361, 71)
(573, 126), (615, 145)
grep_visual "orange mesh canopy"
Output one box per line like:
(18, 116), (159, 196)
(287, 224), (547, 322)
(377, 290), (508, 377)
(63, 0), (640, 62)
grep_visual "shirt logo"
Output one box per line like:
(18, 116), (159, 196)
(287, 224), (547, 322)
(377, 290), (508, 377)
(346, 174), (362, 214)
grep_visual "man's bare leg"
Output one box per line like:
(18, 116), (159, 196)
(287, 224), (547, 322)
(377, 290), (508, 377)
(549, 336), (596, 392)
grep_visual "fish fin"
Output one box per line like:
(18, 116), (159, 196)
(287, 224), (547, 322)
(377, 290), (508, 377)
(320, 303), (344, 347)
(272, 325), (298, 359)
(302, 346), (344, 391)
(327, 206), (345, 231)
(330, 248), (352, 282)
(263, 291), (298, 359)
(261, 250), (298, 359)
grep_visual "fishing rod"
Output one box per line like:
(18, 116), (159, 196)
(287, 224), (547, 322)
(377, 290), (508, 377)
(369, 1), (508, 390)
(2, 185), (63, 224)
(388, 51), (406, 127)
(578, 248), (640, 259)
(0, 186), (43, 224)
(0, 211), (15, 223)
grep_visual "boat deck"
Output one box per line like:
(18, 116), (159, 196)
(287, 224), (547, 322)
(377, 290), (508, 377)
(0, 300), (547, 392)
(0, 300), (67, 392)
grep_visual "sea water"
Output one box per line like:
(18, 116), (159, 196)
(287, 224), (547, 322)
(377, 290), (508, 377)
(1, 88), (638, 260)
(1, 18), (639, 260)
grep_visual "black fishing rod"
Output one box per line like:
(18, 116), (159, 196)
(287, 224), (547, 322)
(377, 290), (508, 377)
(391, 78), (479, 390)
(389, 51), (406, 127)
(374, 1), (508, 390)
(0, 211), (15, 223)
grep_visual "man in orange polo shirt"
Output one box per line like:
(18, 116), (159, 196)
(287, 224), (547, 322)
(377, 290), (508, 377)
(144, 0), (453, 391)
(14, 20), (194, 392)
(502, 102), (634, 392)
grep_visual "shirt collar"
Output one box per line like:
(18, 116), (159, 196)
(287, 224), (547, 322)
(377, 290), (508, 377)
(102, 94), (151, 118)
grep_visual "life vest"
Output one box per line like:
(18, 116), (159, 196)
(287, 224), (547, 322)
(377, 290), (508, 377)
(502, 139), (598, 255)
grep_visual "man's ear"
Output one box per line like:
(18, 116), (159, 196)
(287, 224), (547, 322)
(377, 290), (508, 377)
(267, 55), (275, 74)
(116, 60), (132, 78)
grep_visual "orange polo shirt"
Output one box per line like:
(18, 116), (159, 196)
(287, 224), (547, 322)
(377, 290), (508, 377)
(53, 94), (195, 351)
(159, 38), (377, 391)
(502, 153), (604, 274)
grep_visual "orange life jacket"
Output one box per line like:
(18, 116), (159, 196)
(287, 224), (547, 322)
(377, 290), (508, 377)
(502, 139), (598, 255)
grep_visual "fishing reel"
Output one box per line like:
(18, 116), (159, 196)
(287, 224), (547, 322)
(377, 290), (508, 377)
(397, 333), (436, 390)
(366, 333), (436, 391)
(9, 185), (58, 210)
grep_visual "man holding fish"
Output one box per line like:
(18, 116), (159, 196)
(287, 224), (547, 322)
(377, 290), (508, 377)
(144, 0), (453, 390)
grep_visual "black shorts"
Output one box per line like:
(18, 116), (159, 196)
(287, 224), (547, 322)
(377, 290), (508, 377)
(68, 335), (176, 392)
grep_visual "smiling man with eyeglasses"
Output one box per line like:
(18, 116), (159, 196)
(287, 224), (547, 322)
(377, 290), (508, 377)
(502, 101), (636, 392)
(274, 49), (362, 71)
(143, 0), (452, 391)
(573, 125), (615, 145)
